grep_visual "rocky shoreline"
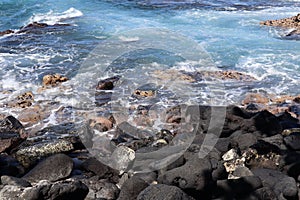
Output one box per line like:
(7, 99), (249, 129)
(260, 13), (300, 37)
(1, 71), (300, 199)
(1, 20), (300, 200)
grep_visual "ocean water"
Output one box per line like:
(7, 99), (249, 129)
(1, 0), (300, 126)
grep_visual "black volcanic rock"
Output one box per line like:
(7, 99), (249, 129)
(137, 184), (194, 200)
(23, 153), (73, 183)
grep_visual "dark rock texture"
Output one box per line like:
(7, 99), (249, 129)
(252, 168), (298, 199)
(1, 175), (31, 187)
(137, 184), (194, 200)
(0, 116), (26, 153)
(82, 176), (120, 200)
(22, 179), (88, 200)
(23, 153), (73, 183)
(81, 158), (119, 181)
(118, 175), (149, 200)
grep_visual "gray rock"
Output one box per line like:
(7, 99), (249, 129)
(231, 133), (257, 150)
(82, 176), (119, 200)
(0, 116), (26, 153)
(261, 134), (285, 150)
(23, 153), (73, 183)
(216, 176), (262, 198)
(285, 161), (300, 179)
(284, 133), (300, 150)
(252, 168), (298, 199)
(0, 154), (24, 176)
(15, 139), (74, 168)
(81, 158), (119, 180)
(215, 138), (231, 153)
(158, 155), (212, 191)
(21, 179), (88, 200)
(133, 172), (157, 184)
(232, 166), (254, 178)
(252, 187), (277, 200)
(0, 185), (24, 200)
(1, 175), (31, 187)
(118, 176), (149, 200)
(137, 184), (193, 200)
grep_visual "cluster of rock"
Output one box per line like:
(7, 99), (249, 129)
(151, 69), (257, 82)
(2, 101), (300, 199)
(2, 70), (300, 199)
(260, 13), (300, 36)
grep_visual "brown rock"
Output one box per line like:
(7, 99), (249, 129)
(197, 70), (256, 81)
(6, 91), (34, 108)
(0, 30), (14, 36)
(151, 69), (195, 82)
(260, 13), (300, 35)
(96, 76), (120, 90)
(133, 89), (155, 97)
(89, 117), (113, 132)
(152, 69), (256, 82)
(42, 74), (68, 86)
(242, 93), (269, 105)
(18, 107), (42, 124)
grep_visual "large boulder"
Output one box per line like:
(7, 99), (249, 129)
(23, 153), (73, 183)
(21, 179), (88, 200)
(158, 153), (212, 197)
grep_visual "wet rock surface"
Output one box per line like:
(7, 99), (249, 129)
(260, 13), (300, 36)
(1, 72), (300, 199)
(42, 74), (68, 87)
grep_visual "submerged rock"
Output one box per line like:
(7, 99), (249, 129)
(17, 22), (71, 34)
(6, 91), (34, 108)
(151, 69), (256, 82)
(133, 83), (157, 98)
(242, 93), (269, 105)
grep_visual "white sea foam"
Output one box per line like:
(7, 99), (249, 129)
(118, 36), (140, 42)
(28, 7), (83, 25)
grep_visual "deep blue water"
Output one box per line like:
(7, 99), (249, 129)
(1, 0), (300, 113)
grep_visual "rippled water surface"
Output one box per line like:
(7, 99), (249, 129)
(1, 0), (300, 126)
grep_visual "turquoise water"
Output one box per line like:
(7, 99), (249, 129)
(1, 0), (300, 103)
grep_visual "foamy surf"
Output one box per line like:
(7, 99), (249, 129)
(28, 7), (83, 25)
